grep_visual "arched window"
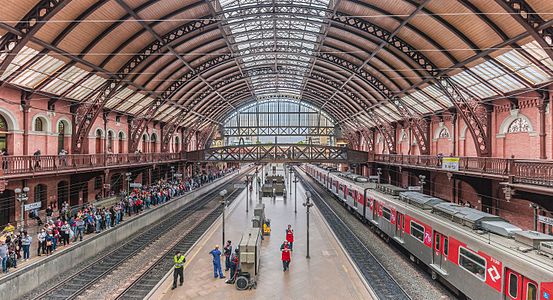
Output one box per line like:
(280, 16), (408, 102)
(34, 184), (47, 211)
(175, 136), (180, 152)
(58, 121), (66, 153)
(107, 131), (114, 152)
(438, 128), (450, 139)
(35, 118), (44, 132)
(507, 117), (530, 133)
(118, 132), (124, 154)
(151, 133), (157, 153)
(95, 129), (103, 154)
(142, 134), (148, 153)
(0, 115), (8, 153)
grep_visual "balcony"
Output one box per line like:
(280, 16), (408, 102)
(372, 154), (553, 189)
(0, 153), (185, 179)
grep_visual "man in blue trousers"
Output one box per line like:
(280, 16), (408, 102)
(209, 245), (225, 279)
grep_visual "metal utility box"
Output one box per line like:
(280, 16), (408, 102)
(252, 204), (265, 228)
(238, 228), (261, 277)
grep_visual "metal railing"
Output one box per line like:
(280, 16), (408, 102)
(0, 152), (185, 176)
(373, 154), (553, 188)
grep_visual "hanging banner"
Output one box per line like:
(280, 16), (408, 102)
(24, 202), (41, 211)
(442, 157), (460, 171)
(539, 215), (553, 226)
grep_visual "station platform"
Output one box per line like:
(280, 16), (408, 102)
(151, 174), (373, 300)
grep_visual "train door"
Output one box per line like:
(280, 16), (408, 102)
(395, 212), (404, 240)
(373, 200), (379, 223)
(522, 278), (538, 300)
(504, 269), (538, 300)
(432, 231), (446, 269)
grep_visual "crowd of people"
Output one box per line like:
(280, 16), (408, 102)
(1, 167), (235, 274)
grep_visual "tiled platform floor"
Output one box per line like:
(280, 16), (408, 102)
(151, 171), (373, 300)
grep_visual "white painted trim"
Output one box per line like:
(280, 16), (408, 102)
(117, 130), (127, 140)
(55, 117), (72, 134)
(0, 107), (20, 131)
(31, 113), (52, 133)
(433, 121), (452, 141)
(91, 127), (105, 138)
(498, 109), (535, 135)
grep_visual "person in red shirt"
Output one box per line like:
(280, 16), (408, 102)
(285, 224), (294, 251)
(281, 240), (291, 271)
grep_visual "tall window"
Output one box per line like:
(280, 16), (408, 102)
(0, 115), (8, 152)
(175, 136), (180, 152)
(58, 121), (66, 153)
(151, 133), (157, 153)
(35, 118), (44, 132)
(118, 132), (124, 153)
(107, 131), (114, 152)
(507, 117), (530, 133)
(34, 184), (47, 211)
(95, 129), (103, 154)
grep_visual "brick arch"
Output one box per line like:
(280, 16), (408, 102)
(497, 110), (535, 135)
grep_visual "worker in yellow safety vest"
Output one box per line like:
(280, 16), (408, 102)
(172, 251), (186, 289)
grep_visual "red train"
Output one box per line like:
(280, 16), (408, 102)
(304, 164), (553, 300)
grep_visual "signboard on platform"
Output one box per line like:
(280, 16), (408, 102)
(24, 202), (41, 211)
(129, 183), (142, 188)
(408, 186), (422, 191)
(539, 215), (553, 226)
(442, 157), (460, 171)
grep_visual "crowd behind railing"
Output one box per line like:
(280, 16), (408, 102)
(0, 167), (236, 274)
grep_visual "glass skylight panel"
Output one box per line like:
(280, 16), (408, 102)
(41, 66), (88, 95)
(0, 46), (39, 81)
(422, 85), (452, 108)
(451, 70), (497, 98)
(522, 41), (553, 71)
(10, 55), (65, 88)
(469, 60), (526, 93)
(117, 93), (146, 111)
(105, 88), (135, 108)
(66, 74), (107, 101)
(495, 50), (550, 84)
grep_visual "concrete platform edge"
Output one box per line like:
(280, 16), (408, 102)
(0, 172), (240, 300)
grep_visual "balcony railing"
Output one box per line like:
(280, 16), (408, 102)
(373, 154), (553, 188)
(0, 153), (185, 176)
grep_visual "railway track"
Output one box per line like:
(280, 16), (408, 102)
(296, 167), (412, 300)
(32, 171), (250, 300)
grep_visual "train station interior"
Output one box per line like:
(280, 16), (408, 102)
(0, 0), (552, 299)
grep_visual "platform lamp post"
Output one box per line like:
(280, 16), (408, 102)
(376, 168), (382, 184)
(289, 168), (293, 196)
(245, 174), (253, 213)
(303, 191), (314, 259)
(220, 189), (228, 248)
(170, 165), (175, 182)
(293, 174), (298, 214)
(15, 187), (30, 232)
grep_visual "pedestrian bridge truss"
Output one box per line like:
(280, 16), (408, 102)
(186, 144), (369, 163)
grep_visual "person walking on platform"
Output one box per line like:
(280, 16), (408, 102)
(285, 224), (294, 250)
(209, 245), (225, 279)
(281, 240), (291, 272)
(223, 240), (232, 271)
(172, 251), (186, 290)
(37, 229), (46, 256)
(21, 231), (31, 261)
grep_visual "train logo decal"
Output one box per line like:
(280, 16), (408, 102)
(487, 265), (500, 282)
(544, 291), (550, 299)
(423, 231), (432, 246)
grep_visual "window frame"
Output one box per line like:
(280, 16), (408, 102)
(508, 273), (519, 299)
(458, 247), (487, 281)
(410, 220), (425, 242)
(526, 282), (537, 300)
(382, 207), (391, 221)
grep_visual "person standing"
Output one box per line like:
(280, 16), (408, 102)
(21, 231), (32, 261)
(223, 240), (232, 271)
(172, 251), (186, 290)
(0, 241), (8, 273)
(209, 245), (225, 279)
(285, 224), (294, 250)
(281, 240), (291, 272)
(226, 248), (240, 284)
(37, 229), (46, 256)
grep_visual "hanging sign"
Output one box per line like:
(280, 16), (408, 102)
(442, 157), (460, 171)
(539, 215), (553, 226)
(24, 202), (41, 211)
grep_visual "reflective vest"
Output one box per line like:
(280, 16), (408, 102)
(174, 255), (186, 268)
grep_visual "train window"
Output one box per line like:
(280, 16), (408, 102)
(434, 234), (440, 251)
(382, 207), (391, 221)
(410, 221), (425, 242)
(443, 237), (449, 256)
(459, 247), (486, 281)
(526, 282), (537, 300)
(508, 273), (518, 298)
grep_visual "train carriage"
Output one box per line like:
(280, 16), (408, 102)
(304, 164), (553, 300)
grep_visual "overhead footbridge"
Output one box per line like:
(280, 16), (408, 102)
(186, 144), (369, 163)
